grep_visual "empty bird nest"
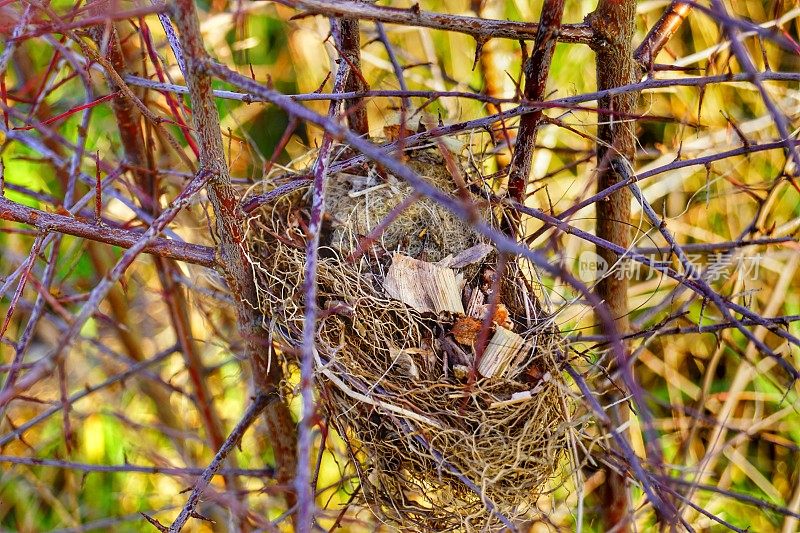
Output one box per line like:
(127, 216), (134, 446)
(244, 146), (574, 531)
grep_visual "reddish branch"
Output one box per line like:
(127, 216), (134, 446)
(332, 5), (369, 136)
(505, 0), (565, 236)
(278, 0), (594, 45)
(0, 197), (216, 267)
(0, 4), (169, 40)
(88, 26), (153, 204)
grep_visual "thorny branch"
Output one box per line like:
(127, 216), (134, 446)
(295, 30), (352, 529)
(635, 2), (694, 70)
(168, 392), (278, 532)
(277, 0), (594, 46)
(505, 0), (564, 235)
(0, 197), (217, 267)
(0, 168), (213, 408)
(170, 0), (299, 516)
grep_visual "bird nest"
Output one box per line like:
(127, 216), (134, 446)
(245, 149), (573, 531)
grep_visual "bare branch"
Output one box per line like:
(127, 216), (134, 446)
(635, 2), (693, 70)
(710, 0), (800, 174)
(0, 455), (274, 478)
(276, 0), (594, 45)
(170, 0), (299, 512)
(295, 44), (349, 530)
(0, 168), (212, 408)
(331, 6), (369, 135)
(167, 392), (278, 532)
(505, 0), (565, 235)
(0, 197), (217, 267)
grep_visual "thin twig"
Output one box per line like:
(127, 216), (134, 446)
(167, 392), (278, 532)
(296, 32), (350, 530)
(0, 168), (213, 408)
(0, 455), (275, 478)
(0, 197), (217, 267)
(709, 0), (800, 174)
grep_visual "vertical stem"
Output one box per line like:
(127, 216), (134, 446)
(296, 28), (351, 530)
(504, 0), (565, 237)
(587, 1), (636, 530)
(590, 0), (635, 331)
(337, 7), (369, 136)
(170, 0), (298, 513)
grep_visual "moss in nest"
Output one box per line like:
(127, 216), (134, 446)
(324, 152), (484, 263)
(245, 147), (574, 532)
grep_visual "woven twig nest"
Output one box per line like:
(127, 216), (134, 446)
(246, 148), (572, 531)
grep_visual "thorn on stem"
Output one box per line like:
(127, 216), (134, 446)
(140, 512), (168, 532)
(473, 37), (486, 71)
(95, 151), (102, 224)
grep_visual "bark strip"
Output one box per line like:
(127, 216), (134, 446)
(635, 2), (693, 70)
(334, 8), (369, 136)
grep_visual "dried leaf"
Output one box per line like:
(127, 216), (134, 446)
(383, 124), (416, 142)
(438, 243), (494, 269)
(478, 303), (512, 330)
(451, 316), (482, 345)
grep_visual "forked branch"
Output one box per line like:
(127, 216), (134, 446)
(170, 0), (299, 514)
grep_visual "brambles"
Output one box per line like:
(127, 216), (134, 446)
(1, 1), (799, 532)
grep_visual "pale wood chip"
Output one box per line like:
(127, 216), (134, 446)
(477, 326), (526, 378)
(384, 253), (465, 314)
